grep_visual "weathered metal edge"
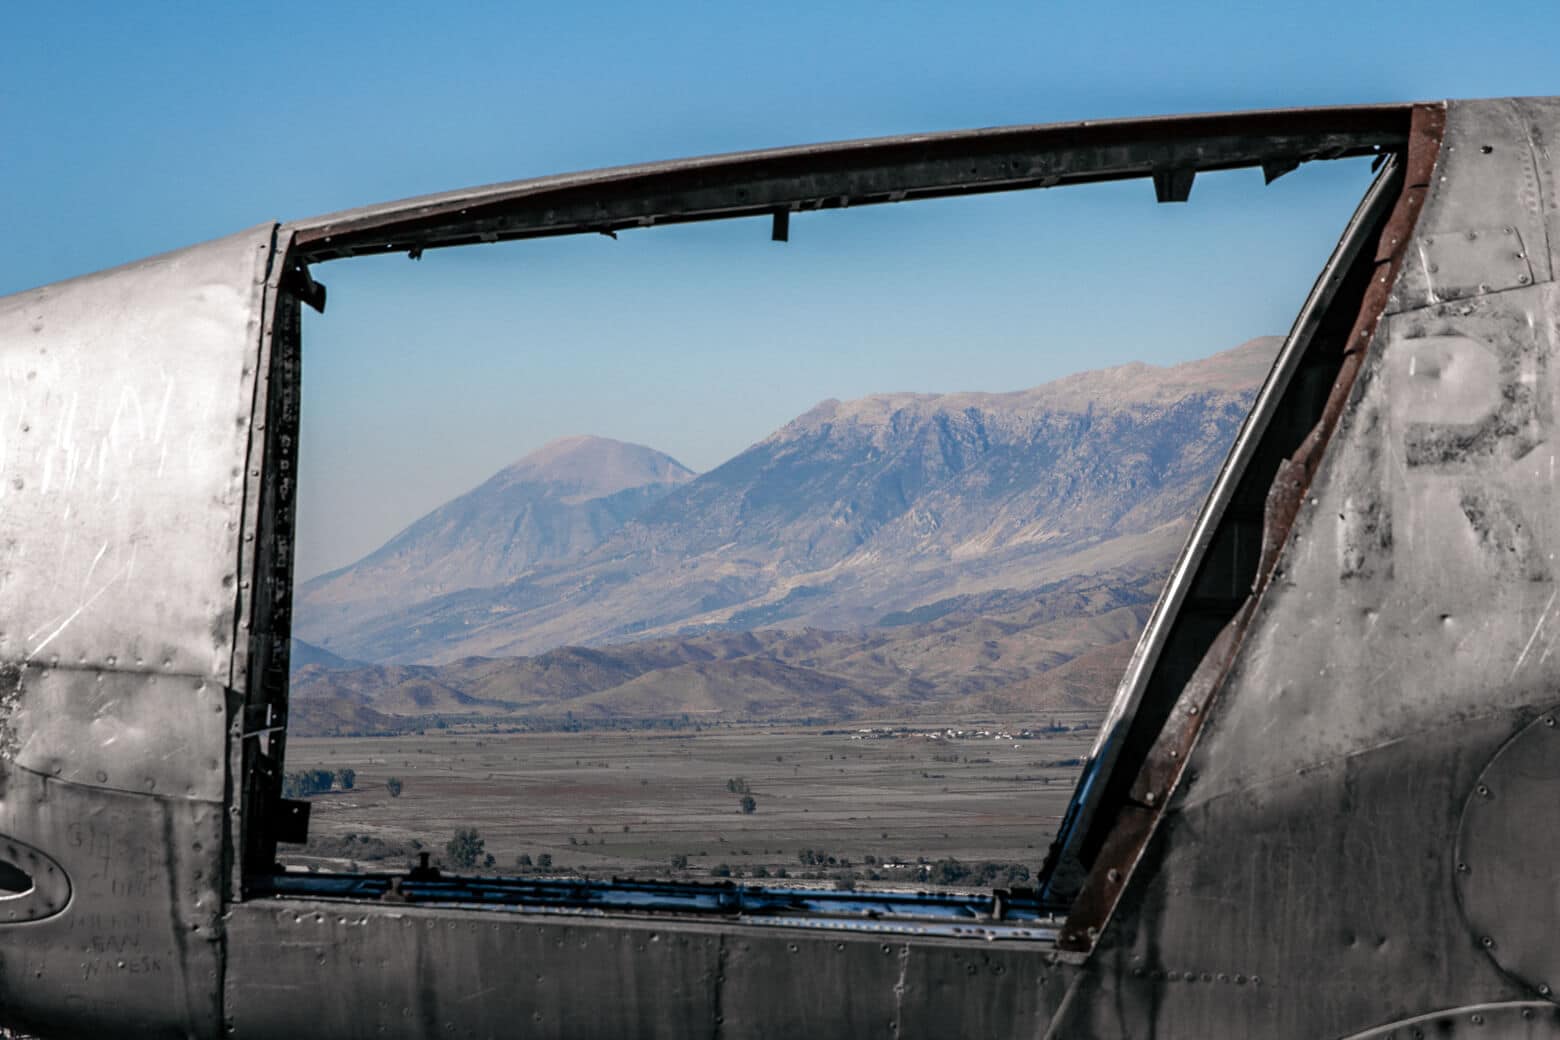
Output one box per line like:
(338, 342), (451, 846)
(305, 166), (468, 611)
(286, 104), (1414, 260)
(1038, 148), (1409, 905)
(1052, 102), (1448, 958)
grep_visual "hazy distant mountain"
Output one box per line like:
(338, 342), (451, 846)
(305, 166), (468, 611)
(296, 435), (694, 639)
(296, 339), (1279, 665)
(290, 638), (365, 671)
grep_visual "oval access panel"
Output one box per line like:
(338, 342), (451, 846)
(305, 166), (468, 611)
(1456, 709), (1560, 1000)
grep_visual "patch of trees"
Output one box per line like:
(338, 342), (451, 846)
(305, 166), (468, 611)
(280, 768), (362, 798)
(724, 778), (752, 794)
(925, 858), (1032, 887)
(445, 828), (495, 870)
(282, 769), (337, 798)
(514, 853), (553, 871)
(739, 795), (757, 814)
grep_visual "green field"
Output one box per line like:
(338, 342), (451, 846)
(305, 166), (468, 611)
(280, 712), (1100, 886)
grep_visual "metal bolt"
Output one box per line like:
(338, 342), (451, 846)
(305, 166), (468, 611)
(1471, 1013), (1484, 1025)
(1481, 935), (1494, 948)
(1107, 869), (1121, 884)
(1144, 791), (1156, 805)
(1457, 862), (1470, 873)
(1539, 983), (1551, 996)
(1477, 783), (1491, 797)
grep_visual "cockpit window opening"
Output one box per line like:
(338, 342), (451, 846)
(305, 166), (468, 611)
(227, 109), (1412, 929)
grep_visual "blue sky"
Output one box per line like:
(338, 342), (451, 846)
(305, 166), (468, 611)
(3, 1), (1554, 578)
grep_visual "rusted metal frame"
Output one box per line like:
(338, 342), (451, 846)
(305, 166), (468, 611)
(290, 106), (1411, 262)
(1037, 153), (1409, 908)
(240, 286), (303, 887)
(1054, 103), (1447, 956)
(226, 226), (293, 905)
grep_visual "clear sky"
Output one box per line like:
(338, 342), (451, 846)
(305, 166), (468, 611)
(3, 1), (1555, 578)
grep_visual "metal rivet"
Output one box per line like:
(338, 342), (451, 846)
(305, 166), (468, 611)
(1481, 935), (1494, 948)
(1107, 869), (1121, 883)
(1520, 275), (1532, 284)
(1477, 784), (1492, 798)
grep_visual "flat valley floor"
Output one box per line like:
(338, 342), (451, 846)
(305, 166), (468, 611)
(280, 712), (1100, 885)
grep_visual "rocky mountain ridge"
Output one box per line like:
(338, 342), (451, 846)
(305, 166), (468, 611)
(294, 338), (1279, 666)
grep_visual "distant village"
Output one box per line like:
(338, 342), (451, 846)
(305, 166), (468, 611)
(843, 720), (1095, 743)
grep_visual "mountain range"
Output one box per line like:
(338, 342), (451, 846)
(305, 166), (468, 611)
(289, 338), (1279, 732)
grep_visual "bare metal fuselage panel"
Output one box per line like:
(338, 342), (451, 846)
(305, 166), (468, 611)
(2, 98), (1559, 1038)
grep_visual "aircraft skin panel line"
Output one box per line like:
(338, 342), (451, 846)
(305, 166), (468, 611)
(2, 99), (1560, 1037)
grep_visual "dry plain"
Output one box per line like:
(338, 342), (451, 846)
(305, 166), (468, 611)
(281, 711), (1101, 885)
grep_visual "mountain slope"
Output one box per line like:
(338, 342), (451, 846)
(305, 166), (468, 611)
(299, 339), (1278, 663)
(296, 435), (693, 637)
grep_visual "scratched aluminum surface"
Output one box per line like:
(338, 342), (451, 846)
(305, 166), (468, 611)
(1048, 97), (1560, 1037)
(0, 226), (273, 679)
(223, 899), (1067, 1040)
(0, 227), (278, 1037)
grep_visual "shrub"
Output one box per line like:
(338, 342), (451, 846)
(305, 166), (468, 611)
(335, 768), (356, 791)
(739, 795), (757, 815)
(445, 828), (485, 870)
(385, 777), (403, 798)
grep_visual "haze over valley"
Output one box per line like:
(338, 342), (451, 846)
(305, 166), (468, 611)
(290, 338), (1279, 734)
